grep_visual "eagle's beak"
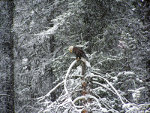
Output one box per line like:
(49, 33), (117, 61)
(68, 46), (73, 53)
(69, 49), (72, 53)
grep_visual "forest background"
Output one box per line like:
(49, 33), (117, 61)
(0, 0), (150, 113)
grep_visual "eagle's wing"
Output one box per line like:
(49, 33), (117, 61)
(73, 47), (88, 60)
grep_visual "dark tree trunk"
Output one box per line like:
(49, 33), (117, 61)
(0, 0), (14, 113)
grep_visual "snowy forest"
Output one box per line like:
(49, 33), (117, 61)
(0, 0), (150, 113)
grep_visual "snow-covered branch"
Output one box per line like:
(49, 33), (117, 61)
(87, 72), (125, 105)
(64, 60), (77, 94)
(37, 81), (64, 102)
(92, 81), (116, 94)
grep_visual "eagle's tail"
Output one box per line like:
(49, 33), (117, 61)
(81, 57), (91, 67)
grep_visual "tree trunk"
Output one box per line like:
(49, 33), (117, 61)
(0, 0), (14, 113)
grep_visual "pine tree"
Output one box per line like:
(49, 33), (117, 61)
(13, 0), (150, 112)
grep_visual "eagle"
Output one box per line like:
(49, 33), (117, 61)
(68, 46), (91, 67)
(68, 46), (88, 60)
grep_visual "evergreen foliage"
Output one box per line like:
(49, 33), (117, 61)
(12, 0), (150, 112)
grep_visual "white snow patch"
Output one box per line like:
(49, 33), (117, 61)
(112, 76), (118, 82)
(36, 23), (59, 36)
(118, 71), (135, 76)
(124, 71), (135, 75)
(136, 78), (143, 83)
(132, 8), (136, 11)
(101, 108), (108, 112)
(22, 58), (28, 64)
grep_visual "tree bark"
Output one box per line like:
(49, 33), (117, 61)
(0, 0), (14, 113)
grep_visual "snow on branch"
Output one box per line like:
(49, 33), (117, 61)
(87, 71), (125, 105)
(35, 23), (59, 36)
(81, 57), (91, 67)
(35, 11), (72, 36)
(37, 80), (64, 102)
(37, 59), (133, 112)
(64, 60), (77, 94)
(73, 94), (108, 112)
(37, 60), (77, 103)
(92, 81), (116, 95)
(63, 60), (81, 112)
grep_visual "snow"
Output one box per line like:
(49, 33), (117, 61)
(36, 23), (59, 36)
(22, 58), (28, 64)
(128, 87), (145, 102)
(118, 71), (135, 76)
(132, 8), (136, 11)
(13, 0), (150, 112)
(81, 57), (91, 67)
(122, 103), (139, 112)
(35, 11), (72, 36)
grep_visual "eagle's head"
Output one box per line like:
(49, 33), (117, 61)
(68, 46), (74, 53)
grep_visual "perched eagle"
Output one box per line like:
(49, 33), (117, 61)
(68, 46), (91, 67)
(68, 46), (88, 60)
